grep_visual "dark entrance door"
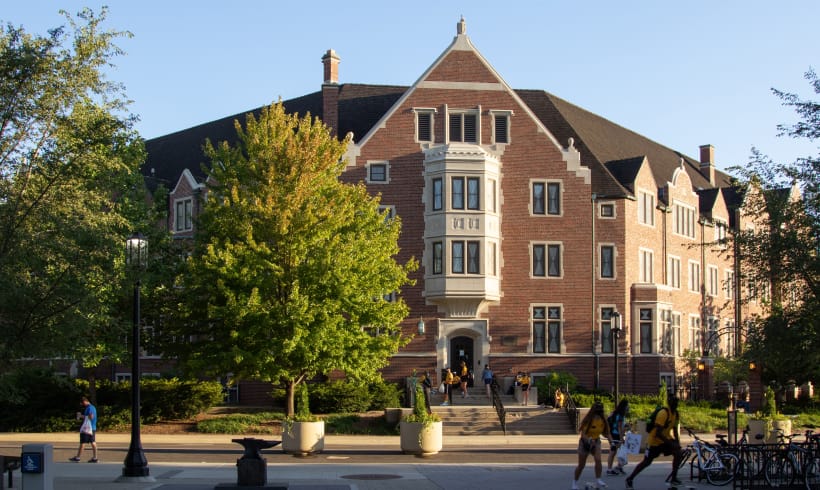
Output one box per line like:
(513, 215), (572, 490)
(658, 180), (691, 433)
(450, 336), (474, 387)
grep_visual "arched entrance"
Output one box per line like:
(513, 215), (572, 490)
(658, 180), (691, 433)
(450, 336), (474, 387)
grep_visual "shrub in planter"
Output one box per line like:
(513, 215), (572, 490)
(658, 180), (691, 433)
(400, 383), (442, 456)
(282, 383), (324, 455)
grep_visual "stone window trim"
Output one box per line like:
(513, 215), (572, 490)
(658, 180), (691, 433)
(489, 109), (513, 145)
(530, 179), (563, 217)
(599, 243), (616, 280)
(413, 107), (436, 143)
(531, 303), (564, 354)
(173, 197), (193, 233)
(366, 160), (390, 184)
(598, 201), (616, 219)
(446, 106), (481, 144)
(531, 241), (563, 279)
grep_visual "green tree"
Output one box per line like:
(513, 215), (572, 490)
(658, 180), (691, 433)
(0, 8), (146, 372)
(729, 69), (820, 385)
(166, 103), (417, 416)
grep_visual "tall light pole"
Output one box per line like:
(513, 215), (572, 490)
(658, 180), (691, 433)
(611, 311), (622, 405)
(120, 232), (152, 480)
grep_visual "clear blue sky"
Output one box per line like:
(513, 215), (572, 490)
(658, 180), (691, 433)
(4, 1), (818, 172)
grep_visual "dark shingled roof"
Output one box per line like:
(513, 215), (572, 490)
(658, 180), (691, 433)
(143, 83), (737, 209)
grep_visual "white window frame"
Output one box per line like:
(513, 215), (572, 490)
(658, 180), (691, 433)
(638, 190), (655, 226)
(639, 248), (654, 283)
(174, 197), (193, 232)
(714, 219), (728, 249)
(707, 265), (719, 297)
(490, 109), (512, 145)
(531, 180), (562, 217)
(688, 315), (702, 352)
(688, 261), (701, 294)
(413, 108), (436, 143)
(673, 201), (697, 239)
(366, 160), (389, 184)
(724, 269), (735, 299)
(666, 256), (681, 289)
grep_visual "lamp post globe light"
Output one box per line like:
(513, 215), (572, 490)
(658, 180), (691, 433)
(610, 311), (622, 405)
(119, 232), (153, 481)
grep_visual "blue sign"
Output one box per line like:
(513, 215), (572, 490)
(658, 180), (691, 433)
(21, 452), (43, 473)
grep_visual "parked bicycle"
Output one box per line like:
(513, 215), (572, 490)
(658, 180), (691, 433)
(678, 427), (739, 486)
(764, 429), (820, 489)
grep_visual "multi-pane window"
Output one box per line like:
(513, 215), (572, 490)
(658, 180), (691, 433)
(467, 177), (480, 210)
(451, 241), (464, 273)
(489, 242), (497, 276)
(533, 243), (562, 277)
(451, 241), (480, 274)
(449, 112), (478, 143)
(488, 179), (497, 213)
(667, 256), (681, 288)
(367, 161), (388, 183)
(660, 310), (676, 355)
(714, 220), (728, 247)
(689, 261), (701, 293)
(674, 203), (696, 239)
(432, 241), (443, 274)
(600, 245), (615, 278)
(724, 270), (735, 299)
(451, 177), (465, 210)
(175, 198), (193, 232)
(639, 249), (654, 283)
(378, 205), (395, 222)
(688, 316), (701, 352)
(639, 308), (653, 353)
(706, 316), (720, 356)
(492, 112), (510, 144)
(533, 306), (546, 353)
(532, 181), (561, 215)
(548, 306), (562, 353)
(707, 265), (719, 296)
(415, 110), (434, 142)
(601, 307), (614, 353)
(432, 178), (443, 211)
(639, 191), (655, 226)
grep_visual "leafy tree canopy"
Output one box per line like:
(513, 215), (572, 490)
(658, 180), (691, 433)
(166, 103), (417, 415)
(729, 69), (820, 385)
(0, 8), (146, 369)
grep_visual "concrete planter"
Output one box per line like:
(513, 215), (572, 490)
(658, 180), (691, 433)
(400, 420), (443, 456)
(281, 420), (325, 456)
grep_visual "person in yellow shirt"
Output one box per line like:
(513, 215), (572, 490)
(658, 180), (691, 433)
(625, 393), (683, 489)
(520, 372), (531, 406)
(572, 401), (611, 489)
(440, 367), (455, 406)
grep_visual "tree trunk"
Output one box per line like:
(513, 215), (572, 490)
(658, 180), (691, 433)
(286, 381), (295, 417)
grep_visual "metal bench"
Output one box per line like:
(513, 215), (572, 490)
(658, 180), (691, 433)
(0, 455), (21, 490)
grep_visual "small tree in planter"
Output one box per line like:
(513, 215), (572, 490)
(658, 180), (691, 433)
(282, 383), (324, 455)
(400, 382), (442, 456)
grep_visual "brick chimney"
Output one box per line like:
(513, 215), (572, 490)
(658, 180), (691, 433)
(322, 49), (340, 137)
(699, 144), (716, 185)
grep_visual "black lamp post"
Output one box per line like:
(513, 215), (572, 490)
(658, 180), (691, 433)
(611, 311), (623, 405)
(121, 232), (151, 479)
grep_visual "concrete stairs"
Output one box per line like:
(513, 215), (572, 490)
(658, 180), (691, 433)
(427, 387), (574, 436)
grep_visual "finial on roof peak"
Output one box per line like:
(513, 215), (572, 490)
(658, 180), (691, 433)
(457, 16), (466, 35)
(679, 157), (685, 169)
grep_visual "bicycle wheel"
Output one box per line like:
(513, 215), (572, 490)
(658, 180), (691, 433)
(805, 456), (820, 490)
(765, 453), (796, 488)
(706, 452), (739, 486)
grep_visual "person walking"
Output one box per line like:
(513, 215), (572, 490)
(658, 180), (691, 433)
(625, 393), (683, 489)
(441, 367), (455, 406)
(482, 364), (494, 398)
(70, 396), (98, 463)
(606, 399), (629, 475)
(572, 400), (610, 489)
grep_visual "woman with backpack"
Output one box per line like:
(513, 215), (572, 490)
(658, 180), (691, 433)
(572, 400), (611, 490)
(606, 399), (630, 475)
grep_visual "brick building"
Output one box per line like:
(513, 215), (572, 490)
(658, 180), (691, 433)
(144, 19), (764, 402)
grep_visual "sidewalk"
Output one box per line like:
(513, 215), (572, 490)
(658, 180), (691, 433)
(0, 432), (708, 489)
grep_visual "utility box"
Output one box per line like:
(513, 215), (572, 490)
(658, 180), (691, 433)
(21, 443), (53, 490)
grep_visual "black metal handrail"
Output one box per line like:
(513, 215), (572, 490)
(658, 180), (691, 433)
(490, 379), (506, 434)
(563, 389), (579, 431)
